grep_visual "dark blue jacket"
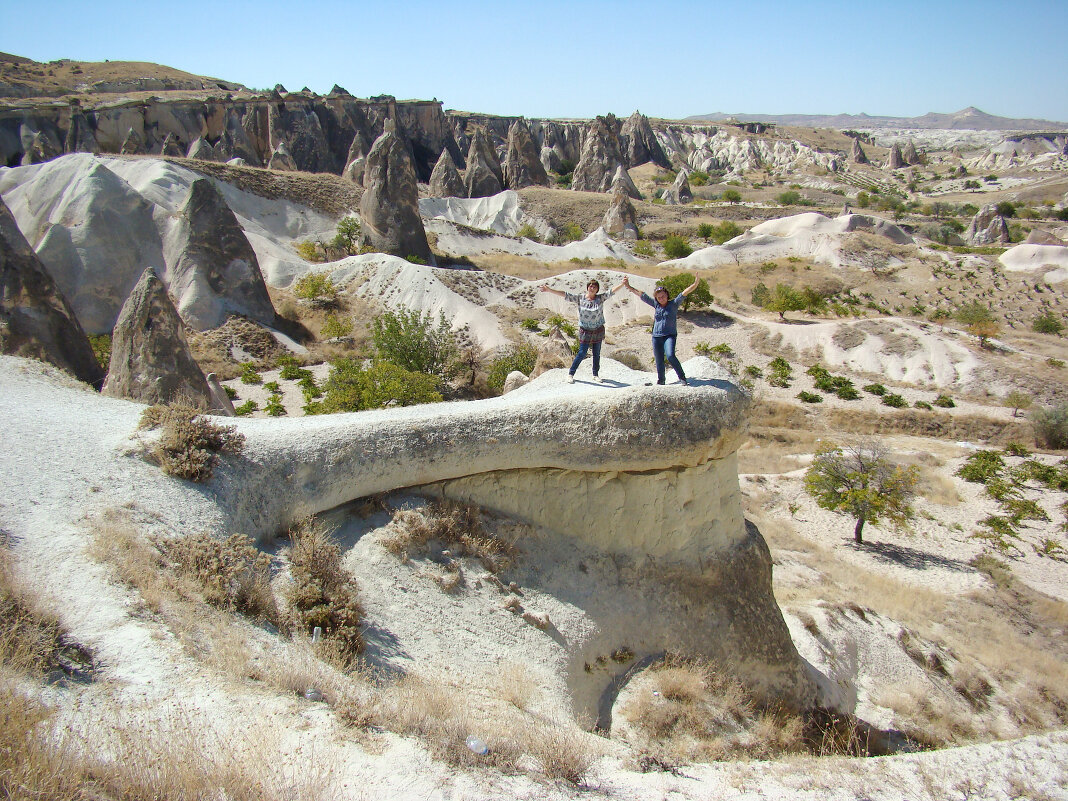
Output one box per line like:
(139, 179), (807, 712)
(640, 292), (683, 337)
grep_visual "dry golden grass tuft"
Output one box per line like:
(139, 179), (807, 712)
(384, 499), (518, 574)
(140, 398), (245, 481)
(497, 661), (536, 710)
(0, 541), (68, 676)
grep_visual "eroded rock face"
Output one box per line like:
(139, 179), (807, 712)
(464, 128), (504, 198)
(167, 178), (276, 330)
(342, 130), (371, 184)
(0, 197), (103, 387)
(902, 139), (921, 165)
(620, 110), (670, 168)
(1025, 229), (1066, 246)
(610, 164), (642, 201)
(103, 267), (212, 407)
(887, 143), (906, 169)
(603, 189), (639, 239)
(119, 128), (145, 155)
(571, 116), (627, 193)
(966, 204), (1011, 245)
(428, 148), (464, 198)
(662, 169), (693, 205)
(360, 129), (433, 262)
(186, 137), (216, 161)
(851, 137), (869, 164)
(502, 119), (548, 189)
(159, 133), (183, 157)
(267, 141), (297, 171)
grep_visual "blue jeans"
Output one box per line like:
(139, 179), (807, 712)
(569, 341), (601, 376)
(652, 335), (685, 384)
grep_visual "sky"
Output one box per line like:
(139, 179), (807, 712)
(4, 0), (1067, 122)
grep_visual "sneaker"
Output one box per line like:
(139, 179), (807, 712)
(593, 375), (603, 384)
(566, 374), (575, 384)
(679, 378), (690, 386)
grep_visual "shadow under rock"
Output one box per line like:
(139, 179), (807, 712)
(360, 622), (411, 665)
(847, 540), (972, 572)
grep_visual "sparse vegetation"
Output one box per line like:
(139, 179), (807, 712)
(662, 234), (693, 260)
(370, 308), (458, 379)
(313, 358), (443, 413)
(487, 343), (538, 391)
(1031, 402), (1068, 449)
(293, 272), (338, 303)
(140, 401), (244, 481)
(660, 272), (712, 311)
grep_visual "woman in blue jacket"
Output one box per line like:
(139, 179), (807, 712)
(622, 275), (700, 385)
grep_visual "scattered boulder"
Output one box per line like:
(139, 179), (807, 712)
(902, 139), (921, 165)
(502, 370), (529, 394)
(532, 330), (573, 377)
(464, 128), (504, 198)
(966, 204), (1011, 246)
(167, 179), (276, 331)
(502, 119), (548, 189)
(603, 189), (639, 240)
(571, 116), (628, 194)
(428, 148), (465, 198)
(267, 141), (297, 171)
(102, 267), (213, 407)
(610, 165), (642, 201)
(851, 138), (869, 165)
(620, 111), (670, 168)
(887, 143), (906, 169)
(662, 170), (693, 205)
(119, 128), (145, 155)
(226, 157), (247, 166)
(360, 127), (434, 263)
(0, 197), (104, 388)
(186, 137), (216, 161)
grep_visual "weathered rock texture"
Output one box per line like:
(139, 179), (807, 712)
(966, 204), (1011, 245)
(0, 197), (103, 387)
(102, 267), (213, 407)
(887, 143), (906, 169)
(167, 179), (276, 330)
(620, 111), (670, 168)
(342, 130), (371, 184)
(902, 139), (921, 165)
(571, 116), (628, 193)
(662, 169), (693, 205)
(1025, 229), (1066, 246)
(502, 119), (548, 189)
(210, 360), (815, 723)
(428, 148), (464, 198)
(610, 165), (642, 200)
(603, 189), (639, 239)
(464, 128), (504, 198)
(267, 141), (297, 171)
(851, 138), (869, 164)
(360, 129), (433, 262)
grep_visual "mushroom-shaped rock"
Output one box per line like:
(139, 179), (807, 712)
(603, 189), (639, 240)
(167, 179), (276, 331)
(662, 170), (693, 205)
(887, 143), (906, 169)
(186, 137), (216, 161)
(464, 128), (504, 198)
(359, 129), (434, 263)
(620, 110), (671, 168)
(267, 141), (297, 171)
(503, 119), (548, 189)
(966, 204), (1011, 246)
(0, 197), (104, 388)
(571, 117), (628, 194)
(102, 267), (213, 407)
(850, 137), (869, 165)
(428, 148), (465, 198)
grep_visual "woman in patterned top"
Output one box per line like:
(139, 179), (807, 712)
(539, 278), (626, 383)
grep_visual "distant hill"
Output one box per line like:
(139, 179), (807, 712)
(0, 52), (245, 99)
(684, 106), (1068, 131)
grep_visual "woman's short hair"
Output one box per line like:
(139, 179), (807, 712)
(587, 280), (600, 290)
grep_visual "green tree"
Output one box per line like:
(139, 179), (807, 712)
(721, 188), (742, 204)
(994, 201), (1016, 219)
(662, 234), (693, 260)
(370, 309), (457, 379)
(1033, 311), (1064, 335)
(329, 216), (361, 255)
(1004, 390), (1032, 418)
(955, 301), (1000, 347)
(317, 359), (442, 413)
(765, 283), (806, 321)
(777, 190), (802, 206)
(660, 272), (712, 311)
(294, 272), (338, 303)
(803, 441), (920, 544)
(320, 313), (354, 340)
(856, 191), (870, 209)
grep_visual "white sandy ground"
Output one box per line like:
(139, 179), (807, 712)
(999, 243), (1068, 284)
(2, 355), (1068, 800)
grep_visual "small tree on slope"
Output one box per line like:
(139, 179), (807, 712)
(803, 441), (920, 544)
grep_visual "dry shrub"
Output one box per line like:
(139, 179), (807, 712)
(141, 400), (244, 481)
(527, 725), (597, 785)
(90, 514), (172, 613)
(497, 662), (535, 710)
(0, 543), (66, 675)
(285, 519), (364, 662)
(384, 500), (517, 573)
(156, 532), (279, 625)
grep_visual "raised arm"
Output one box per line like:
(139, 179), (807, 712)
(680, 276), (701, 297)
(621, 276), (642, 295)
(539, 284), (566, 298)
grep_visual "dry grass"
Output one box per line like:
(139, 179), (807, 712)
(140, 399), (245, 481)
(384, 499), (518, 574)
(0, 541), (69, 676)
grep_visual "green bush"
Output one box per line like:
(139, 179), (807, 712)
(234, 400), (258, 416)
(777, 190), (802, 206)
(223, 385), (238, 400)
(768, 357), (792, 388)
(689, 170), (709, 186)
(797, 390), (823, 403)
(521, 318), (541, 332)
(321, 313), (354, 340)
(662, 234), (693, 260)
(721, 188), (742, 204)
(280, 364), (313, 381)
(882, 393), (907, 408)
(294, 272), (337, 302)
(634, 240), (656, 257)
(660, 272), (712, 311)
(89, 334), (111, 369)
(559, 222), (584, 242)
(1033, 312), (1064, 335)
(863, 383), (886, 396)
(263, 381), (280, 393)
(371, 309), (457, 379)
(265, 393), (286, 417)
(957, 450), (1005, 484)
(933, 394), (955, 408)
(240, 364), (263, 385)
(1030, 402), (1068, 449)
(517, 224), (539, 242)
(487, 343), (538, 391)
(914, 400), (933, 410)
(745, 365), (763, 378)
(751, 282), (770, 308)
(141, 402), (245, 482)
(317, 359), (443, 413)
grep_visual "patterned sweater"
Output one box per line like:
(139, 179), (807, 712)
(564, 291), (611, 331)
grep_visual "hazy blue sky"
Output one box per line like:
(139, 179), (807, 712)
(4, 0), (1067, 121)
